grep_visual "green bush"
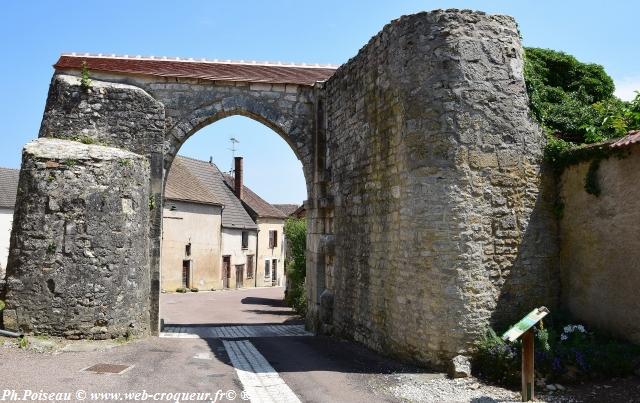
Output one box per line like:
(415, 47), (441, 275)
(283, 218), (307, 316)
(474, 320), (640, 386)
(473, 328), (521, 386)
(190, 287), (199, 292)
(176, 287), (187, 293)
(286, 280), (307, 317)
(0, 299), (5, 311)
(544, 134), (575, 165)
(80, 61), (92, 90)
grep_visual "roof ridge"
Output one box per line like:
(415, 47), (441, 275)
(60, 53), (339, 69)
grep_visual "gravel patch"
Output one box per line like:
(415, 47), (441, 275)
(387, 374), (520, 402)
(382, 373), (593, 402)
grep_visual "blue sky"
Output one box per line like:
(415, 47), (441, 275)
(1, 1), (638, 203)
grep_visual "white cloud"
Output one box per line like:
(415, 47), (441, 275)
(614, 76), (640, 101)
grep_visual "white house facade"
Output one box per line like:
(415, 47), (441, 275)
(0, 167), (19, 279)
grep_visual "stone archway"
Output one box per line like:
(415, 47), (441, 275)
(2, 10), (558, 367)
(7, 57), (329, 337)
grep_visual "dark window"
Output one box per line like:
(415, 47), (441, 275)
(185, 243), (191, 257)
(247, 255), (254, 279)
(264, 259), (271, 277)
(269, 230), (278, 248)
(242, 231), (249, 249)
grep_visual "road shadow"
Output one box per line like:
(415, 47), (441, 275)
(251, 335), (429, 375)
(243, 309), (298, 316)
(240, 296), (287, 307)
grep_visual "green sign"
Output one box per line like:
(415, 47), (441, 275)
(502, 306), (549, 342)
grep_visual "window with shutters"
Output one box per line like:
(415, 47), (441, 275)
(241, 231), (249, 249)
(269, 230), (278, 248)
(246, 255), (254, 279)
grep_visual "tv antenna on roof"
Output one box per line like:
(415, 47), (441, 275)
(229, 137), (240, 173)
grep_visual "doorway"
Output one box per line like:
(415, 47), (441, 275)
(223, 256), (231, 289)
(182, 260), (191, 289)
(235, 264), (244, 289)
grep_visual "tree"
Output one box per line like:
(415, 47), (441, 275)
(524, 47), (639, 144)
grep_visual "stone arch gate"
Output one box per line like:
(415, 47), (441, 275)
(1, 10), (558, 367)
(4, 53), (334, 336)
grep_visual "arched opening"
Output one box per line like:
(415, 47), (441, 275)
(158, 115), (309, 332)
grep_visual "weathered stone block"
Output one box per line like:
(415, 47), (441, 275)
(1, 138), (151, 338)
(449, 354), (472, 378)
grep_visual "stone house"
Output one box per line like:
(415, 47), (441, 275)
(162, 157), (223, 291)
(161, 156), (258, 291)
(0, 167), (18, 279)
(224, 157), (287, 287)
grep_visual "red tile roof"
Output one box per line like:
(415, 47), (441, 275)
(54, 54), (337, 86)
(223, 174), (287, 219)
(610, 130), (640, 149)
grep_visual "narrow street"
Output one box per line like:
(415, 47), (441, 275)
(3, 287), (624, 402)
(157, 287), (426, 402)
(1, 288), (443, 403)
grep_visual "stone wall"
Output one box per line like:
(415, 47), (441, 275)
(321, 10), (557, 366)
(559, 144), (640, 344)
(39, 75), (166, 156)
(37, 74), (167, 333)
(2, 139), (150, 338)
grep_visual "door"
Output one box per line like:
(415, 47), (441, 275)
(235, 264), (244, 289)
(272, 259), (277, 286)
(222, 256), (231, 288)
(182, 260), (191, 289)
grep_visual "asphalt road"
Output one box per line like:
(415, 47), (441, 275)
(1, 287), (420, 403)
(160, 287), (301, 326)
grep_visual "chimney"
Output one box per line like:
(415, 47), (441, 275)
(234, 156), (243, 200)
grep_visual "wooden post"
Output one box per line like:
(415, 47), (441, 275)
(521, 329), (535, 401)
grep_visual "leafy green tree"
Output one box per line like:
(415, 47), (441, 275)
(283, 218), (307, 315)
(524, 47), (639, 144)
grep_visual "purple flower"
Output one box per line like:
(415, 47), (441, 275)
(575, 350), (588, 370)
